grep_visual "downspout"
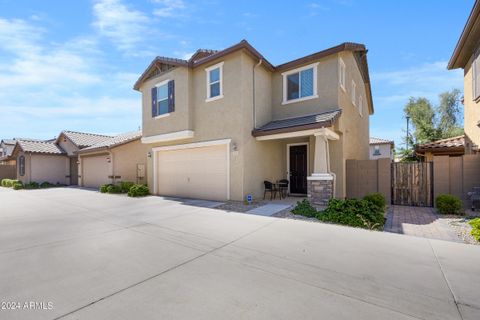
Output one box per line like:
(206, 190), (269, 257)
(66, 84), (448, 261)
(253, 59), (263, 129)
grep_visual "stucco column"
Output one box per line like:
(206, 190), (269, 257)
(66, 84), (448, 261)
(307, 128), (339, 206)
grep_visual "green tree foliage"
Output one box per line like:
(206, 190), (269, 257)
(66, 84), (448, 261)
(403, 89), (463, 146)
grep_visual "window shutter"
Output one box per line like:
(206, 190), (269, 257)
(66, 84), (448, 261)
(151, 87), (157, 117)
(168, 80), (175, 113)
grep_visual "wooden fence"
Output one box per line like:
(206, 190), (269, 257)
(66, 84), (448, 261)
(0, 164), (16, 180)
(346, 158), (391, 204)
(391, 162), (433, 207)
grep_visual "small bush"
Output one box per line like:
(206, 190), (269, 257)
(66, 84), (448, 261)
(363, 193), (386, 212)
(469, 218), (480, 242)
(106, 184), (122, 194)
(24, 181), (39, 189)
(120, 181), (135, 193)
(127, 184), (149, 197)
(12, 181), (23, 190)
(316, 198), (385, 230)
(435, 194), (463, 215)
(99, 184), (111, 193)
(291, 199), (318, 218)
(1, 179), (20, 188)
(40, 181), (53, 188)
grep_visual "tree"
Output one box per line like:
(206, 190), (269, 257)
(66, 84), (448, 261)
(403, 89), (463, 146)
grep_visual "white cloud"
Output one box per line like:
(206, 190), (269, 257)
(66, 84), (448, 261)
(152, 0), (187, 18)
(92, 0), (150, 54)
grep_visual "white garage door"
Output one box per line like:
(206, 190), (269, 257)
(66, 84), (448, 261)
(156, 144), (229, 201)
(82, 155), (111, 188)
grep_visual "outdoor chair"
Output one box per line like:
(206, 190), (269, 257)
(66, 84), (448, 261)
(263, 181), (278, 200)
(278, 179), (289, 199)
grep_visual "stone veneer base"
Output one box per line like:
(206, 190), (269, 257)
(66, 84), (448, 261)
(307, 177), (334, 206)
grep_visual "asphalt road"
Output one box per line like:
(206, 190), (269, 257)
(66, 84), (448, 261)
(0, 187), (479, 320)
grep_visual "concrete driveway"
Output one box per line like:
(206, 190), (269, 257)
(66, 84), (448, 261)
(0, 187), (479, 320)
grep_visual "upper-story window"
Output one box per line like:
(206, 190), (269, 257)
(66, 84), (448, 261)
(473, 48), (480, 100)
(339, 58), (346, 92)
(373, 145), (381, 156)
(358, 95), (363, 116)
(206, 62), (224, 102)
(282, 62), (318, 105)
(351, 80), (356, 106)
(151, 79), (175, 118)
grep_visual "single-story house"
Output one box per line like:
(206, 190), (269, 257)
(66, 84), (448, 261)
(11, 131), (112, 185)
(415, 135), (465, 162)
(76, 131), (147, 188)
(369, 137), (394, 160)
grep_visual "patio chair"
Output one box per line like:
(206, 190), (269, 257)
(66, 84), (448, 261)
(278, 179), (289, 199)
(263, 181), (278, 200)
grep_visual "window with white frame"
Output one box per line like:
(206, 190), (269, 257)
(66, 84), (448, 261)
(351, 80), (356, 105)
(282, 63), (318, 104)
(156, 82), (169, 116)
(358, 95), (363, 116)
(339, 58), (346, 91)
(205, 62), (224, 101)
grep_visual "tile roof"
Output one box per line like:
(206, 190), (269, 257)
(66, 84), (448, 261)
(252, 109), (342, 137)
(61, 130), (112, 148)
(1, 139), (16, 145)
(416, 135), (465, 151)
(78, 130), (142, 153)
(370, 137), (394, 145)
(16, 139), (66, 155)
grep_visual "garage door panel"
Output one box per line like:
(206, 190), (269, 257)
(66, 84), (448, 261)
(156, 144), (228, 201)
(83, 155), (111, 189)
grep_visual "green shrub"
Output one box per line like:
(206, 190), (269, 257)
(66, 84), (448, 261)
(363, 193), (386, 212)
(127, 184), (149, 197)
(1, 179), (20, 188)
(291, 199), (318, 218)
(40, 181), (53, 188)
(435, 194), (463, 215)
(24, 181), (39, 189)
(99, 184), (111, 193)
(316, 198), (385, 230)
(469, 218), (480, 242)
(12, 181), (23, 190)
(120, 181), (135, 193)
(106, 184), (122, 194)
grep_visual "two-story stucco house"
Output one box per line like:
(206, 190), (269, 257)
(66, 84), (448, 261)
(134, 40), (374, 203)
(448, 0), (480, 154)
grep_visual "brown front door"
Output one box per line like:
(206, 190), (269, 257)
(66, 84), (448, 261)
(289, 145), (308, 194)
(69, 157), (78, 185)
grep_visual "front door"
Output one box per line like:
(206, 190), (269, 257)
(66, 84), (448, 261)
(289, 145), (308, 194)
(69, 157), (78, 185)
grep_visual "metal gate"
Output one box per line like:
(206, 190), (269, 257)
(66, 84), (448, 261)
(391, 162), (433, 207)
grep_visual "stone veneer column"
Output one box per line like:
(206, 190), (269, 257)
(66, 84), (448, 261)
(307, 129), (338, 206)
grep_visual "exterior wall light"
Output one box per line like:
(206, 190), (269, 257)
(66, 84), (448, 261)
(147, 151), (152, 158)
(106, 157), (111, 163)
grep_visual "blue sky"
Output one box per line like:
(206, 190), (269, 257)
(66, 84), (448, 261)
(0, 0), (471, 148)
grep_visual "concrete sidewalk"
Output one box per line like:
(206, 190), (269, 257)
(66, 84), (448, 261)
(0, 187), (479, 320)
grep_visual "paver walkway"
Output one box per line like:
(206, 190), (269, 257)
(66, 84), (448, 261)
(385, 205), (460, 242)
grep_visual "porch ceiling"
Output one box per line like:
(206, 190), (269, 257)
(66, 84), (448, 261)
(252, 109), (341, 138)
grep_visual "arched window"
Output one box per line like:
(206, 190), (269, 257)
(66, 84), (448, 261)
(18, 155), (25, 176)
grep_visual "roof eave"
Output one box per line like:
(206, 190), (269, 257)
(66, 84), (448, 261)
(448, 0), (480, 69)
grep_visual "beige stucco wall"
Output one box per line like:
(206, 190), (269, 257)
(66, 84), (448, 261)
(463, 56), (480, 153)
(57, 134), (80, 156)
(16, 152), (68, 184)
(369, 144), (392, 160)
(271, 55), (339, 120)
(111, 140), (149, 184)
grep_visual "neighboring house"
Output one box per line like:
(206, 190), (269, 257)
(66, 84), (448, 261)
(76, 131), (147, 188)
(0, 139), (17, 164)
(11, 131), (112, 185)
(369, 137), (394, 160)
(55, 130), (112, 185)
(415, 135), (465, 162)
(134, 40), (374, 203)
(448, 0), (480, 154)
